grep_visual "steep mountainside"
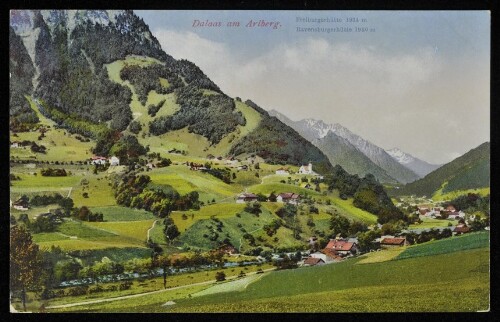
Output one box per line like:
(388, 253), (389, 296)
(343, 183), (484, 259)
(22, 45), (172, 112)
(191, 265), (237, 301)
(314, 132), (397, 183)
(9, 9), (333, 173)
(9, 27), (37, 126)
(269, 110), (420, 183)
(394, 142), (490, 197)
(386, 148), (441, 177)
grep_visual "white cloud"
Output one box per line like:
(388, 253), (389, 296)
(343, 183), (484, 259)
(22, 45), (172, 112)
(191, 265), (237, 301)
(153, 28), (488, 164)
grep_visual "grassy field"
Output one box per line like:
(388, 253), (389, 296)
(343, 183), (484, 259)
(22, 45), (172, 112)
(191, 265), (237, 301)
(176, 206), (278, 250)
(10, 97), (94, 162)
(171, 203), (247, 232)
(51, 242), (489, 312)
(330, 197), (378, 224)
(45, 263), (274, 313)
(191, 273), (266, 297)
(85, 220), (155, 246)
(396, 231), (490, 260)
(146, 165), (240, 202)
(90, 206), (155, 222)
(356, 247), (406, 265)
(409, 216), (453, 230)
(33, 219), (154, 251)
(432, 187), (490, 201)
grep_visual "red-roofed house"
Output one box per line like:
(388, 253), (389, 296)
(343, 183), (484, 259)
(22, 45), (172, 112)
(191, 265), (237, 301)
(380, 237), (408, 249)
(453, 224), (470, 235)
(324, 239), (358, 256)
(303, 257), (325, 266)
(277, 193), (301, 205)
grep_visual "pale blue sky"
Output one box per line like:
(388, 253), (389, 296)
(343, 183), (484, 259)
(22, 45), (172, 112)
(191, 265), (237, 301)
(136, 10), (490, 164)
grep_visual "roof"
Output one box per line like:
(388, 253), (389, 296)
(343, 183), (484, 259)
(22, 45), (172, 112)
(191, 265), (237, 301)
(91, 156), (107, 160)
(278, 192), (300, 199)
(322, 248), (343, 261)
(453, 225), (470, 233)
(238, 193), (257, 199)
(325, 239), (355, 251)
(380, 237), (406, 245)
(304, 257), (324, 265)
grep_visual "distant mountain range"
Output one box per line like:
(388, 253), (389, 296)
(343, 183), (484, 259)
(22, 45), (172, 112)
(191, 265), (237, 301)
(385, 148), (441, 178)
(393, 142), (490, 197)
(269, 110), (425, 184)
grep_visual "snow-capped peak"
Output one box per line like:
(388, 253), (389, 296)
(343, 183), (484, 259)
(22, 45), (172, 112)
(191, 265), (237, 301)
(386, 148), (415, 164)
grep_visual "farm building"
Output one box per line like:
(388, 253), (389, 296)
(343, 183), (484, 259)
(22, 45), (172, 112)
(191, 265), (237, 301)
(109, 156), (120, 166)
(91, 156), (107, 165)
(236, 193), (258, 203)
(380, 237), (408, 249)
(277, 192), (300, 204)
(324, 239), (358, 256)
(303, 257), (325, 266)
(275, 167), (290, 175)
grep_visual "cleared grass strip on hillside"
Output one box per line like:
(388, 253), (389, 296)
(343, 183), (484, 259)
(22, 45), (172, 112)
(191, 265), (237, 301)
(396, 231), (490, 260)
(331, 197), (378, 224)
(192, 273), (266, 297)
(90, 206), (155, 222)
(356, 247), (406, 265)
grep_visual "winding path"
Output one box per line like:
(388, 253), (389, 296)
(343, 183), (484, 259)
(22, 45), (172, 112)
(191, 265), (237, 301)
(147, 220), (159, 241)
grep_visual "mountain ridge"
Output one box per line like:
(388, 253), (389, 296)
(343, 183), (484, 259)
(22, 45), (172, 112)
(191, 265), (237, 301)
(393, 142), (490, 197)
(386, 147), (441, 178)
(269, 110), (420, 184)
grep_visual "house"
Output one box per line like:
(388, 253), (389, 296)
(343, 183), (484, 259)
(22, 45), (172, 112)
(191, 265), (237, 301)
(146, 163), (155, 170)
(219, 244), (238, 255)
(447, 212), (461, 220)
(298, 162), (313, 174)
(324, 239), (358, 256)
(275, 167), (290, 175)
(189, 163), (206, 171)
(109, 156), (120, 166)
(303, 257), (325, 266)
(321, 248), (344, 262)
(445, 205), (457, 213)
(453, 224), (470, 235)
(418, 208), (430, 216)
(91, 156), (107, 165)
(10, 141), (20, 148)
(237, 165), (248, 171)
(236, 193), (258, 203)
(380, 237), (408, 248)
(277, 192), (301, 204)
(12, 199), (29, 211)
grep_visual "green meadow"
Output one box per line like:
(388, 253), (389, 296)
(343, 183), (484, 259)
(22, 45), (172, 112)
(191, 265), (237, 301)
(46, 234), (489, 312)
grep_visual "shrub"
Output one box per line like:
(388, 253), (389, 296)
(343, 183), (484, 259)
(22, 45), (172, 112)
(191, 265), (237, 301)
(215, 271), (226, 282)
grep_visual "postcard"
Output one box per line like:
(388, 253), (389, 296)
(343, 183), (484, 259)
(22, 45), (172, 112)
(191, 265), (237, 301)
(9, 9), (490, 313)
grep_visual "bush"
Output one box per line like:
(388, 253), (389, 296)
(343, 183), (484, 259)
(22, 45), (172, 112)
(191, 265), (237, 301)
(215, 271), (226, 282)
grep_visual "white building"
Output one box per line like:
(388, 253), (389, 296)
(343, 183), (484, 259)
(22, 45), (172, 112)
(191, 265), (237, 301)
(298, 162), (313, 174)
(91, 156), (107, 165)
(109, 156), (120, 166)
